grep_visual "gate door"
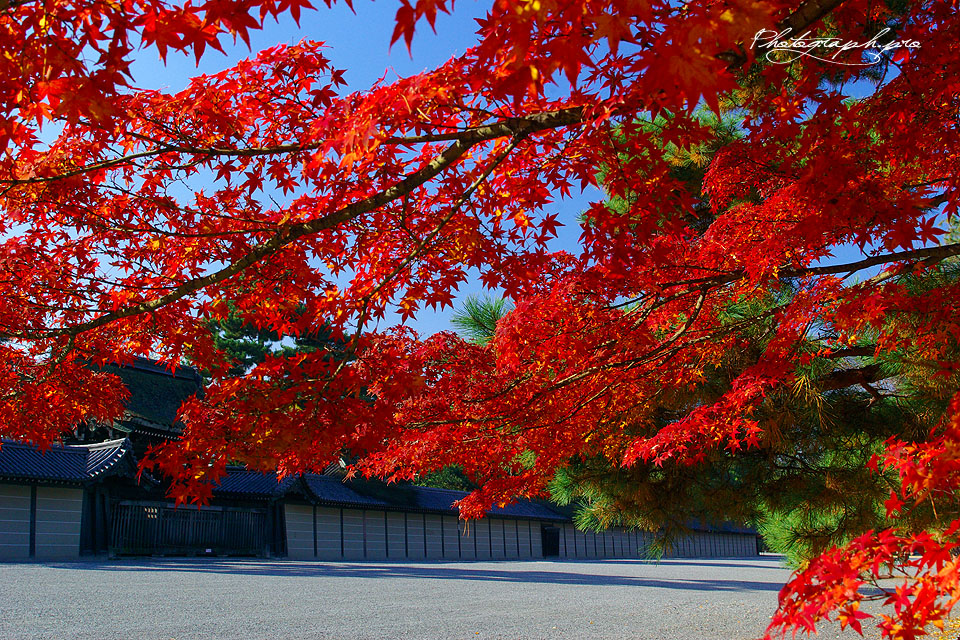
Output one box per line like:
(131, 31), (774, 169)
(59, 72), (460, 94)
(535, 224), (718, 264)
(541, 525), (560, 557)
(111, 501), (268, 556)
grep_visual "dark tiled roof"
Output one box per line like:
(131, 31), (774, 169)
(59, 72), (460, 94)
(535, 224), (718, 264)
(303, 474), (395, 506)
(119, 417), (183, 440)
(97, 357), (202, 430)
(212, 468), (300, 499)
(491, 500), (567, 521)
(410, 486), (471, 512)
(213, 468), (567, 520)
(0, 438), (133, 484)
(412, 486), (567, 521)
(687, 519), (757, 535)
(83, 439), (136, 478)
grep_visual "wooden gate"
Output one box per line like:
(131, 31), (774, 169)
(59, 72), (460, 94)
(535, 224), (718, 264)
(111, 501), (268, 556)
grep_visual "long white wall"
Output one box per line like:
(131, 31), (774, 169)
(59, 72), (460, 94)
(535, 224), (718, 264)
(284, 504), (758, 561)
(557, 524), (756, 559)
(284, 505), (547, 560)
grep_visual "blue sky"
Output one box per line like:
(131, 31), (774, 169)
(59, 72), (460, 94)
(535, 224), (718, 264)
(126, 0), (596, 337)
(123, 4), (919, 337)
(131, 0), (485, 91)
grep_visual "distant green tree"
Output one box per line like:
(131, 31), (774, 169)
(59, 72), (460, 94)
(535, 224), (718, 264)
(449, 295), (513, 346)
(415, 465), (478, 491)
(205, 303), (345, 379)
(546, 112), (956, 565)
(412, 295), (512, 491)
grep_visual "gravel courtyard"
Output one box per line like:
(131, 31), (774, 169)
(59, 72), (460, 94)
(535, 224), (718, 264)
(0, 556), (872, 640)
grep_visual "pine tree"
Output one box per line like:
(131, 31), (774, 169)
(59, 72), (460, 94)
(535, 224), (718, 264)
(547, 114), (958, 565)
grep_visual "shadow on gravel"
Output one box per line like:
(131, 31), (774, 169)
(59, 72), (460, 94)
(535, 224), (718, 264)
(40, 561), (786, 592)
(628, 560), (787, 571)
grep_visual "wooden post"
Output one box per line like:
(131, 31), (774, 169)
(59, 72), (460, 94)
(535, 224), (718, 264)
(28, 485), (37, 559)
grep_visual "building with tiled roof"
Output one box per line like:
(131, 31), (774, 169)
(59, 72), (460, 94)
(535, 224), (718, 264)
(0, 439), (138, 560)
(71, 356), (203, 457)
(1, 357), (760, 562)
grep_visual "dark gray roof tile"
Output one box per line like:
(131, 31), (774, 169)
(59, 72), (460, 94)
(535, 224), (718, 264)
(304, 474), (388, 506)
(212, 468), (299, 499)
(212, 469), (566, 520)
(96, 357), (202, 429)
(411, 486), (567, 521)
(81, 439), (135, 478)
(0, 438), (133, 484)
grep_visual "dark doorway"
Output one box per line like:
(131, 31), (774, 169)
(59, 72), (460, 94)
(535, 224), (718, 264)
(110, 501), (268, 556)
(541, 525), (560, 557)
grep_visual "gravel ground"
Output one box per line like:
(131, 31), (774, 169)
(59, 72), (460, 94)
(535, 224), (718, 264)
(0, 556), (878, 640)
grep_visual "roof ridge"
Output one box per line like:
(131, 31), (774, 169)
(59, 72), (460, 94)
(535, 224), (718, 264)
(85, 439), (135, 478)
(115, 355), (202, 382)
(225, 464), (260, 472)
(75, 438), (128, 450)
(0, 439), (86, 455)
(413, 485), (470, 495)
(123, 412), (181, 428)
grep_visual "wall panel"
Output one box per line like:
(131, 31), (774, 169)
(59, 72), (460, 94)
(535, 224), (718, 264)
(284, 504), (314, 560)
(563, 524), (576, 558)
(315, 507), (341, 559)
(583, 529), (592, 557)
(406, 513), (426, 560)
(458, 520), (476, 560)
(0, 484), (30, 560)
(489, 519), (506, 559)
(342, 509), (364, 559)
(475, 519), (491, 560)
(386, 512), (406, 559)
(35, 487), (82, 560)
(442, 515), (460, 560)
(364, 510), (387, 559)
(503, 520), (519, 559)
(518, 521), (531, 558)
(529, 522), (542, 558)
(424, 514), (444, 559)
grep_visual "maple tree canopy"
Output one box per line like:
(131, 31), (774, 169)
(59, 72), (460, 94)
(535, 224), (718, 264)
(1, 0), (959, 636)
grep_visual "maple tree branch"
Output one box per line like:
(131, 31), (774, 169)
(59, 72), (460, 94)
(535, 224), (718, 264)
(356, 133), (526, 328)
(445, 289), (713, 428)
(433, 300), (796, 433)
(669, 243), (960, 291)
(424, 307), (887, 436)
(860, 382), (886, 404)
(781, 243), (960, 279)
(624, 289), (708, 367)
(0, 108), (585, 188)
(824, 346), (876, 359)
(383, 130), (482, 144)
(610, 243), (960, 350)
(818, 364), (887, 391)
(781, 0), (848, 33)
(717, 0), (849, 68)
(7, 109), (583, 339)
(528, 290), (710, 398)
(335, 134), (527, 395)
